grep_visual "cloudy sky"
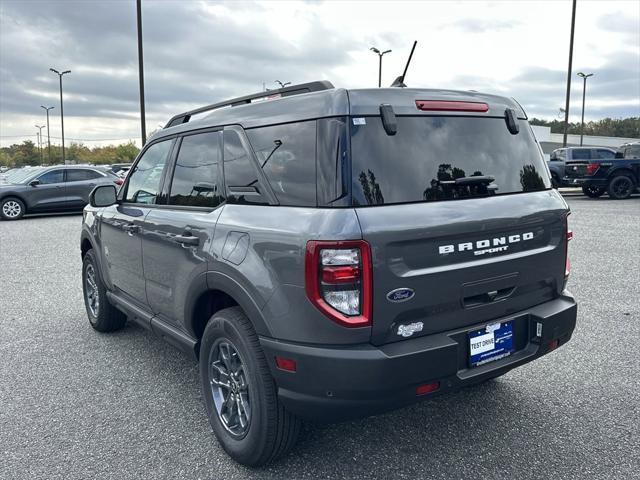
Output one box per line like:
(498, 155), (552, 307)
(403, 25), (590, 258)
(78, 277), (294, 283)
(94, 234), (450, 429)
(0, 0), (638, 147)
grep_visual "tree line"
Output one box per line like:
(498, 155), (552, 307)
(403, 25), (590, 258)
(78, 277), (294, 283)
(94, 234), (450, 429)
(0, 140), (140, 168)
(528, 117), (639, 138)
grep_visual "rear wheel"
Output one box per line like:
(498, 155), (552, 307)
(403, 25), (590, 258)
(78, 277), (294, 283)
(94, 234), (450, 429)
(0, 197), (25, 220)
(82, 249), (127, 332)
(607, 175), (636, 200)
(551, 174), (559, 189)
(582, 185), (605, 198)
(200, 307), (300, 466)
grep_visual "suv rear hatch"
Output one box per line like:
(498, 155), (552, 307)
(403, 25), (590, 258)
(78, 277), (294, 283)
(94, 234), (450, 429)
(350, 114), (568, 346)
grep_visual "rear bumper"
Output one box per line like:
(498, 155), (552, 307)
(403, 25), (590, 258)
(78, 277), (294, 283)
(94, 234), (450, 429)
(563, 176), (606, 188)
(260, 293), (577, 422)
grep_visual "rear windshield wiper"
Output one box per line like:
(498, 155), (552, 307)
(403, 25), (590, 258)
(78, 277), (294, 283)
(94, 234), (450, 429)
(438, 175), (495, 186)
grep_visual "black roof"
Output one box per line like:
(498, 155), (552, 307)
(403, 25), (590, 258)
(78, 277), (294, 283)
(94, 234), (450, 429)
(152, 81), (528, 143)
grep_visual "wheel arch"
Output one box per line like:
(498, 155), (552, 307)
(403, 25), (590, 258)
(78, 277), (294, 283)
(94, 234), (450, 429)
(608, 167), (637, 182)
(0, 194), (28, 212)
(187, 271), (273, 358)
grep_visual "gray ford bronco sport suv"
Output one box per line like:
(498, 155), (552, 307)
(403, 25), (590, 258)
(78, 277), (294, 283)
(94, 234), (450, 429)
(80, 81), (577, 466)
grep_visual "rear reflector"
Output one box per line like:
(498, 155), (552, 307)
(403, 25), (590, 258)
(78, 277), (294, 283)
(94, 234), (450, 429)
(275, 356), (296, 372)
(547, 339), (559, 352)
(416, 100), (489, 112)
(416, 381), (440, 395)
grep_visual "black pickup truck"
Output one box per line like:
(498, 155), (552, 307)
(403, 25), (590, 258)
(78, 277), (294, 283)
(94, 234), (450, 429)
(564, 142), (640, 199)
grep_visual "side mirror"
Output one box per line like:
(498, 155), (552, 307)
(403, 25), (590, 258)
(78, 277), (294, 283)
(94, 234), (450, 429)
(89, 184), (117, 207)
(29, 179), (40, 187)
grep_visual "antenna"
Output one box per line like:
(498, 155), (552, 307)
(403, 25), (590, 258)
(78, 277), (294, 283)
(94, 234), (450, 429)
(390, 40), (417, 88)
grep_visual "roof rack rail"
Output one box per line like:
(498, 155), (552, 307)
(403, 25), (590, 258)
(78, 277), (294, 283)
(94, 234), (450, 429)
(164, 80), (335, 128)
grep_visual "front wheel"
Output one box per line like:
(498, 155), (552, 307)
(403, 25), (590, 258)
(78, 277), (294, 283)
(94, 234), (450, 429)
(607, 175), (636, 200)
(582, 185), (605, 198)
(200, 307), (300, 466)
(0, 197), (25, 220)
(82, 249), (127, 332)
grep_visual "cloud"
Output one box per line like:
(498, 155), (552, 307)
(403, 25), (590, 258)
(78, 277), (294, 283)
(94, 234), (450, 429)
(448, 18), (521, 33)
(0, 0), (638, 146)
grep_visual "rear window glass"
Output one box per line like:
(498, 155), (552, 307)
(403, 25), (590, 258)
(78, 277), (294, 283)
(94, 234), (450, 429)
(223, 129), (268, 205)
(350, 116), (550, 206)
(169, 132), (223, 208)
(571, 149), (591, 160)
(246, 121), (316, 206)
(596, 149), (615, 160)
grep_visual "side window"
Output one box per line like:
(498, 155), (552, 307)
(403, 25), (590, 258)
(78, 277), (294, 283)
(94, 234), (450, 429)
(37, 169), (64, 184)
(572, 149), (591, 160)
(67, 169), (102, 182)
(223, 129), (268, 205)
(628, 146), (640, 158)
(169, 132), (223, 208)
(596, 149), (615, 160)
(246, 121), (316, 206)
(125, 140), (172, 204)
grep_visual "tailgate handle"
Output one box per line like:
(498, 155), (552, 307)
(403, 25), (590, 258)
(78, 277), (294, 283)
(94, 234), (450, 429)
(463, 287), (515, 307)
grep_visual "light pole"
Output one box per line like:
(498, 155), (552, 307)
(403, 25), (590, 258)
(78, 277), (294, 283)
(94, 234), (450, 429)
(35, 125), (45, 164)
(50, 68), (71, 164)
(370, 47), (392, 87)
(41, 105), (54, 164)
(136, 0), (147, 146)
(577, 72), (594, 146)
(562, 0), (577, 147)
(275, 80), (291, 89)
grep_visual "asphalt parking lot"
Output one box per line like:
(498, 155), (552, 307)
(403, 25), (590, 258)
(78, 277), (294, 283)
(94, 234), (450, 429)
(1, 196), (639, 480)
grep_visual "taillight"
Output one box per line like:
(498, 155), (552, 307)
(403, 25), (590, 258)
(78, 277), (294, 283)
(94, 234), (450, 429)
(564, 223), (573, 286)
(415, 100), (489, 112)
(305, 240), (372, 327)
(114, 178), (124, 186)
(585, 163), (599, 175)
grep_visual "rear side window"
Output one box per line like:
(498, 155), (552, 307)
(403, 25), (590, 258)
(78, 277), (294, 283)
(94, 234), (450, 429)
(67, 169), (102, 181)
(350, 116), (550, 206)
(571, 149), (591, 160)
(169, 132), (223, 208)
(125, 140), (172, 204)
(595, 149), (615, 159)
(223, 129), (268, 205)
(246, 121), (316, 206)
(626, 145), (640, 158)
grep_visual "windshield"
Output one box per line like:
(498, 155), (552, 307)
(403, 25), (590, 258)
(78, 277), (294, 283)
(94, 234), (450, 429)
(2, 167), (46, 184)
(350, 116), (550, 206)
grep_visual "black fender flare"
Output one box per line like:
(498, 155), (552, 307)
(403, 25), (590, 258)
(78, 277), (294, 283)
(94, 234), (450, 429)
(80, 229), (109, 287)
(198, 270), (272, 338)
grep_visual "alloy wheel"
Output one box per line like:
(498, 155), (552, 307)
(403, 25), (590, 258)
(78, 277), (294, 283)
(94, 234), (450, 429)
(208, 339), (251, 438)
(85, 264), (100, 317)
(2, 200), (22, 218)
(611, 177), (632, 198)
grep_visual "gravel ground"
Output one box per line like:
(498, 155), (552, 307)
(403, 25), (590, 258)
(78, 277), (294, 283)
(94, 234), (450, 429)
(0, 196), (639, 480)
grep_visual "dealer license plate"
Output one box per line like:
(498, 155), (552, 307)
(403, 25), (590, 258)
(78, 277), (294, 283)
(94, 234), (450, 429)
(468, 321), (514, 367)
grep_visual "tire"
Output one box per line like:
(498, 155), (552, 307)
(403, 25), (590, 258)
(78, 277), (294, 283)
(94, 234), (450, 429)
(200, 306), (300, 466)
(607, 175), (636, 200)
(82, 249), (127, 332)
(551, 174), (559, 189)
(0, 197), (25, 220)
(582, 185), (605, 198)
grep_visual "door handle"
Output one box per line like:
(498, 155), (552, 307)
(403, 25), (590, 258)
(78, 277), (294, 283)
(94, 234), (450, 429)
(174, 234), (199, 246)
(123, 224), (140, 234)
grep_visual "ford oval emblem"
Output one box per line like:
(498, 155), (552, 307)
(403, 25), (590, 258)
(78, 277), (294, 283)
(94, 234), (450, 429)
(386, 288), (415, 303)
